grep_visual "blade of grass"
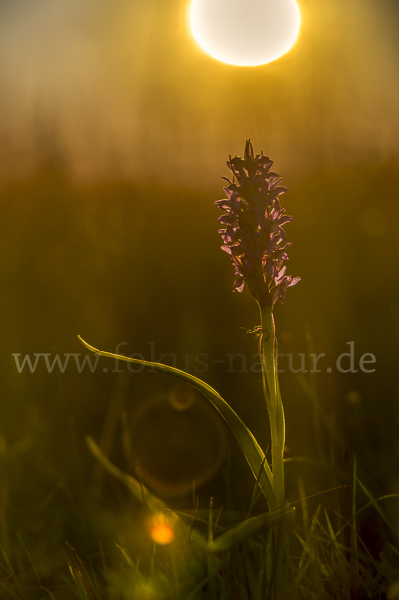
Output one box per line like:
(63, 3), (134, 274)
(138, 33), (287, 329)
(39, 587), (57, 600)
(207, 506), (295, 554)
(90, 371), (130, 493)
(297, 478), (309, 530)
(350, 456), (360, 600)
(114, 543), (136, 571)
(67, 543), (100, 600)
(246, 456), (268, 519)
(186, 575), (209, 600)
(16, 534), (41, 588)
(0, 580), (24, 600)
(356, 479), (399, 543)
(207, 498), (217, 599)
(0, 542), (24, 594)
(86, 435), (166, 513)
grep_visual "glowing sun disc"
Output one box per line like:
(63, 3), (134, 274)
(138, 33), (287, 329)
(189, 0), (301, 66)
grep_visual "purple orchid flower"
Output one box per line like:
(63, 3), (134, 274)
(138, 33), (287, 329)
(216, 140), (300, 308)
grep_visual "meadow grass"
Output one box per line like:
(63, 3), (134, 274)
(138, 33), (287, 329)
(0, 417), (398, 600)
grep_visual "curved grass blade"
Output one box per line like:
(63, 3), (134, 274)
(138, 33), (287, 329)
(86, 435), (166, 513)
(66, 541), (100, 600)
(78, 335), (277, 511)
(206, 506), (295, 554)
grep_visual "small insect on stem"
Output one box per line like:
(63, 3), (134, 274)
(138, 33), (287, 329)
(240, 326), (270, 340)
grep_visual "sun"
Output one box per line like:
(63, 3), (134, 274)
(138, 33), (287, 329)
(189, 0), (301, 67)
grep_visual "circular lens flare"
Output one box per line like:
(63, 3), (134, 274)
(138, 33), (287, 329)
(189, 0), (301, 66)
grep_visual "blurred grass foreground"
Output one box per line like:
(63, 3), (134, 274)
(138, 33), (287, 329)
(1, 0), (399, 597)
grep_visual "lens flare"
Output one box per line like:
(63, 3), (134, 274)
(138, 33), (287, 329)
(150, 522), (175, 545)
(189, 0), (301, 66)
(168, 384), (196, 411)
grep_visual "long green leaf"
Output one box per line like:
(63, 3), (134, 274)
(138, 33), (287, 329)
(206, 506), (295, 554)
(78, 336), (277, 510)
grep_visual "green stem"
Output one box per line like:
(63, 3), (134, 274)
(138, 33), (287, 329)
(259, 305), (285, 508)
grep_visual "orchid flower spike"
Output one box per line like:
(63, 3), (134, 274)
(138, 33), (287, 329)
(216, 140), (300, 308)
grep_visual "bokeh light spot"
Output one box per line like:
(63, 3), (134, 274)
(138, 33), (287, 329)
(189, 0), (301, 66)
(168, 384), (196, 411)
(150, 523), (175, 545)
(347, 390), (361, 405)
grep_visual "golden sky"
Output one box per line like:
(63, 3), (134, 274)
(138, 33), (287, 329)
(0, 0), (398, 186)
